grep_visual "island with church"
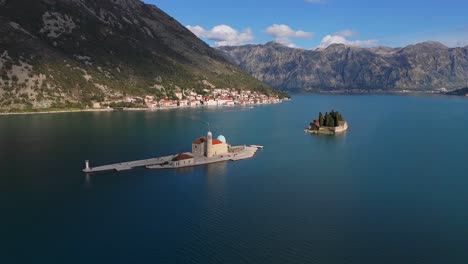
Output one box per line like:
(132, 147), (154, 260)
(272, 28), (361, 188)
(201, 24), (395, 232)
(305, 110), (349, 135)
(82, 131), (263, 173)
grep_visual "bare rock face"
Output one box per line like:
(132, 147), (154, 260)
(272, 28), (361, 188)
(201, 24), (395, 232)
(218, 41), (468, 92)
(0, 0), (280, 109)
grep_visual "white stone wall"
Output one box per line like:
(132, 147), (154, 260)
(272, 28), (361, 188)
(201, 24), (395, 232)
(172, 158), (194, 167)
(332, 122), (348, 133)
(209, 143), (228, 157)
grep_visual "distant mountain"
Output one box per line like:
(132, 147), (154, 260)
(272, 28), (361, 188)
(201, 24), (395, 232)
(0, 0), (284, 109)
(445, 87), (468, 96)
(218, 41), (468, 92)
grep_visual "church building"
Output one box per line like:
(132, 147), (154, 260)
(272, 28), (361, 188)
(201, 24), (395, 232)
(192, 131), (229, 158)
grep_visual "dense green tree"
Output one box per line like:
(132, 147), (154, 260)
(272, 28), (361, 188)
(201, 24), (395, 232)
(329, 114), (335, 127)
(338, 112), (344, 122)
(314, 110), (345, 128)
(324, 112), (330, 127)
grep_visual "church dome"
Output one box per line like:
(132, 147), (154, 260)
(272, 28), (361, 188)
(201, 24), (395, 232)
(217, 135), (227, 143)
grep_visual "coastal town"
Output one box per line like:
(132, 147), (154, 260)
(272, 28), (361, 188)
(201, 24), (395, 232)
(96, 88), (286, 110)
(0, 88), (287, 115)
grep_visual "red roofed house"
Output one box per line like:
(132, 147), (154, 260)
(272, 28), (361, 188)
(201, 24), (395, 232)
(308, 120), (321, 131)
(192, 137), (207, 156)
(171, 153), (194, 167)
(159, 100), (176, 107)
(217, 97), (233, 106)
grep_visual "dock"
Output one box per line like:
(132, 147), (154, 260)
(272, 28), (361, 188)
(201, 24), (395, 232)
(83, 145), (263, 173)
(82, 155), (175, 173)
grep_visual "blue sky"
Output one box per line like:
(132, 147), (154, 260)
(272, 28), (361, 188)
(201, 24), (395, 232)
(144, 0), (468, 49)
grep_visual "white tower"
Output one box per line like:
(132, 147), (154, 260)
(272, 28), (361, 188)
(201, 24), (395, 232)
(206, 131), (213, 157)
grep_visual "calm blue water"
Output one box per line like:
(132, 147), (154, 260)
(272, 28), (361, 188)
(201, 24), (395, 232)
(1, 95), (468, 264)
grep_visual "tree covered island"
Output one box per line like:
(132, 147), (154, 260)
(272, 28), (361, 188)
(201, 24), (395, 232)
(305, 110), (349, 135)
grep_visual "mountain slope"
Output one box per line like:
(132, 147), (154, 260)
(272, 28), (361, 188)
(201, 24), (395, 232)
(218, 41), (468, 92)
(0, 0), (283, 109)
(445, 87), (468, 96)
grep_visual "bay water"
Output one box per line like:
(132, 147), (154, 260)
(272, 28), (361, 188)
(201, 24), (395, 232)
(1, 95), (468, 263)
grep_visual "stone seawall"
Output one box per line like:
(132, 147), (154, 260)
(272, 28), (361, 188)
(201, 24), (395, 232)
(332, 122), (348, 133)
(305, 121), (348, 135)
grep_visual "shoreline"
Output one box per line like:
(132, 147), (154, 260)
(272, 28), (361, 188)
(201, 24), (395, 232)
(293, 89), (450, 95)
(0, 108), (115, 116)
(0, 102), (286, 116)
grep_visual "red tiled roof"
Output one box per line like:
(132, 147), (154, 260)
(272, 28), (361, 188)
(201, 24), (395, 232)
(212, 139), (223, 145)
(172, 153), (193, 161)
(193, 137), (223, 145)
(193, 137), (206, 144)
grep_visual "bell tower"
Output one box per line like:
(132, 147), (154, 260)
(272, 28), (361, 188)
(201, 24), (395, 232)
(206, 131), (213, 157)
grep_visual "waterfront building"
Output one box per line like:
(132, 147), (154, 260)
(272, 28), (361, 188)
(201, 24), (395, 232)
(170, 153), (194, 167)
(192, 131), (229, 158)
(175, 92), (183, 100)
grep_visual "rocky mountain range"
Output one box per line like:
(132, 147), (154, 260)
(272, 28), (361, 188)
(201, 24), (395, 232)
(218, 41), (468, 92)
(0, 0), (284, 110)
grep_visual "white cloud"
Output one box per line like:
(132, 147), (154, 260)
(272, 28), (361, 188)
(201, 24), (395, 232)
(265, 24), (314, 47)
(186, 24), (254, 47)
(265, 24), (313, 38)
(316, 33), (379, 48)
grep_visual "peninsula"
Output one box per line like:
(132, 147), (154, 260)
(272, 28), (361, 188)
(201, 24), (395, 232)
(445, 87), (468, 96)
(83, 131), (262, 173)
(305, 110), (348, 135)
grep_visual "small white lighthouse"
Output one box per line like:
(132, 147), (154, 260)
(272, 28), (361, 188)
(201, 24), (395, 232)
(85, 160), (90, 171)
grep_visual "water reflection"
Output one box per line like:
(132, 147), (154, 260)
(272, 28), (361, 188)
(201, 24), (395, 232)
(84, 173), (91, 186)
(198, 161), (229, 237)
(203, 162), (228, 201)
(174, 166), (195, 175)
(205, 161), (228, 178)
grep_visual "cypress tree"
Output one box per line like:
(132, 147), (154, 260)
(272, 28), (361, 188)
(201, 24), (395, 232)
(318, 112), (324, 126)
(324, 112), (330, 127)
(337, 112), (344, 122)
(329, 114), (335, 127)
